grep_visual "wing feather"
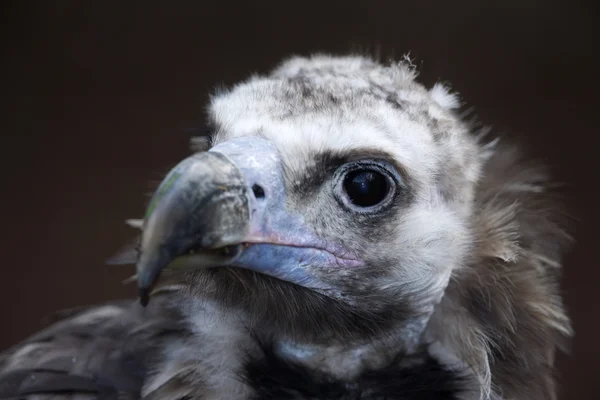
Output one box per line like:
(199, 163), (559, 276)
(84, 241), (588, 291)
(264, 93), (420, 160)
(0, 286), (188, 400)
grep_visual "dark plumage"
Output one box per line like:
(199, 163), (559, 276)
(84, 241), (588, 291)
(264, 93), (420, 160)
(243, 341), (467, 400)
(0, 289), (183, 399)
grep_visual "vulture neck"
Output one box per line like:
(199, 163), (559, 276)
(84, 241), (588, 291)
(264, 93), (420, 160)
(266, 317), (432, 380)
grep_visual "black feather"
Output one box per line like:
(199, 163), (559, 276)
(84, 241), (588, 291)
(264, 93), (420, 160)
(242, 341), (467, 400)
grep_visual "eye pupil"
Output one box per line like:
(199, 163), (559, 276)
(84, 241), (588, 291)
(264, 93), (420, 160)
(343, 169), (390, 208)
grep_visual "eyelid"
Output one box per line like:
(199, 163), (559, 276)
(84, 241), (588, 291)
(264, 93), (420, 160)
(339, 159), (404, 188)
(340, 152), (408, 180)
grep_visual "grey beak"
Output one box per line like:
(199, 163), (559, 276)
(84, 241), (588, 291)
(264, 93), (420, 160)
(136, 151), (251, 305)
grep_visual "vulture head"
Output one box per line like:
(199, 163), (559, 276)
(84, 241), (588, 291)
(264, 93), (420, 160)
(128, 55), (572, 398)
(137, 55), (479, 339)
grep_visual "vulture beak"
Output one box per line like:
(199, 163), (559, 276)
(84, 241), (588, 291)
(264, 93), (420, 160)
(135, 137), (360, 306)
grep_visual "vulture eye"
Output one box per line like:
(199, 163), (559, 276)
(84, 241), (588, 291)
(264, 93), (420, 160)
(343, 170), (389, 207)
(335, 161), (398, 212)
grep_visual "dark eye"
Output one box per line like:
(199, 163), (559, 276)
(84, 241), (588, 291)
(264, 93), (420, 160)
(342, 169), (391, 208)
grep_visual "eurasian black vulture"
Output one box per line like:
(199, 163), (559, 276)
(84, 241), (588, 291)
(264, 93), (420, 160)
(0, 54), (573, 400)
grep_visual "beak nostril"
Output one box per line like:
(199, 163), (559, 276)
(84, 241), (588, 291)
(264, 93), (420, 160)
(252, 184), (265, 199)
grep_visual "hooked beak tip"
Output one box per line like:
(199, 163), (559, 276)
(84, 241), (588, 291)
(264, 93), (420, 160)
(139, 287), (150, 307)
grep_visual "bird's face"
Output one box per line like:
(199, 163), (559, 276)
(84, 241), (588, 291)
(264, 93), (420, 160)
(135, 56), (483, 342)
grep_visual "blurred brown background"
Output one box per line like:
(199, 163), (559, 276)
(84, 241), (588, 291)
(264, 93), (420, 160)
(1, 0), (598, 398)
